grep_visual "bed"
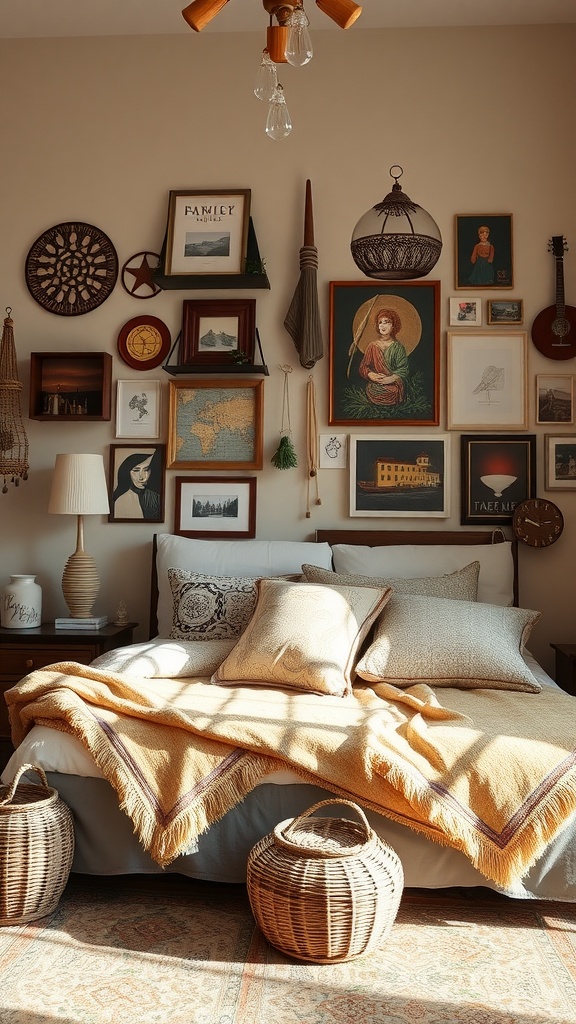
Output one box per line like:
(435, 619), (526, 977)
(3, 528), (576, 902)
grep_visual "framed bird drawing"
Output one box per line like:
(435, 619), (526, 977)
(446, 331), (528, 430)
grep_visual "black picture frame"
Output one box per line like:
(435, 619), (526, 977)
(108, 444), (166, 523)
(455, 214), (513, 290)
(460, 434), (536, 525)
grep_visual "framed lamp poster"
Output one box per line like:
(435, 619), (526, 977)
(460, 434), (536, 525)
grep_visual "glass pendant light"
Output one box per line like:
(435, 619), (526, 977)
(254, 48), (278, 100)
(266, 83), (292, 139)
(285, 3), (313, 66)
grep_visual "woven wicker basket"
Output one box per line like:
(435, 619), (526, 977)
(0, 763), (75, 926)
(247, 798), (404, 963)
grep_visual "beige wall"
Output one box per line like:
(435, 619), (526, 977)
(1, 25), (575, 673)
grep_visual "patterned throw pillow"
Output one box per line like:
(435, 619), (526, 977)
(211, 577), (391, 697)
(301, 561), (480, 602)
(168, 569), (258, 641)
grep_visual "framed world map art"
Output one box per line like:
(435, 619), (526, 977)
(167, 379), (264, 470)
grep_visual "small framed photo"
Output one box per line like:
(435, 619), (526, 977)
(162, 189), (251, 277)
(544, 434), (576, 491)
(179, 299), (256, 368)
(487, 299), (524, 325)
(115, 380), (161, 438)
(536, 375), (574, 425)
(319, 433), (347, 469)
(447, 331), (527, 430)
(350, 434), (450, 518)
(455, 214), (513, 289)
(167, 378), (264, 470)
(460, 434), (536, 525)
(174, 476), (256, 538)
(449, 296), (482, 326)
(108, 444), (166, 523)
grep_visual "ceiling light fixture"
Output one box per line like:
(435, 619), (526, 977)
(182, 0), (362, 139)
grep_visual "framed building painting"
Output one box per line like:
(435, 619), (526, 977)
(349, 434), (450, 518)
(455, 214), (513, 289)
(460, 434), (536, 525)
(167, 378), (264, 470)
(447, 331), (527, 430)
(329, 280), (440, 427)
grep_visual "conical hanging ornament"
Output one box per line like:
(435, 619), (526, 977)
(0, 308), (29, 493)
(271, 365), (298, 469)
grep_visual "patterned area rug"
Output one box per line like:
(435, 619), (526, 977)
(1, 876), (576, 1024)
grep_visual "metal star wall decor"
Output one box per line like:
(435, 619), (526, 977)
(121, 251), (162, 299)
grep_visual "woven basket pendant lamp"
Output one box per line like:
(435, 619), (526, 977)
(0, 308), (29, 493)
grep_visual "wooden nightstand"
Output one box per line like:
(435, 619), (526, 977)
(550, 644), (576, 696)
(0, 622), (137, 772)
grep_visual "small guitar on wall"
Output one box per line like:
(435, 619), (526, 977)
(531, 235), (576, 359)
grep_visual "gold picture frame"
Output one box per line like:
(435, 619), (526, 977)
(167, 378), (264, 470)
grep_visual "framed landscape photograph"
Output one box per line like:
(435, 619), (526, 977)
(447, 331), (527, 430)
(163, 188), (251, 277)
(544, 434), (576, 491)
(487, 299), (524, 325)
(349, 434), (450, 518)
(455, 214), (513, 289)
(536, 375), (573, 424)
(329, 280), (440, 427)
(174, 476), (256, 538)
(167, 378), (264, 470)
(449, 296), (482, 326)
(115, 379), (161, 438)
(108, 444), (166, 523)
(179, 298), (256, 368)
(460, 434), (536, 525)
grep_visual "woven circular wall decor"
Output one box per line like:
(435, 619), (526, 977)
(25, 222), (119, 316)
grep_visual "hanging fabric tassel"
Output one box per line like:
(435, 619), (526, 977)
(305, 375), (321, 517)
(271, 365), (298, 470)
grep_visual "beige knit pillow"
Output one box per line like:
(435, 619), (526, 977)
(211, 577), (391, 697)
(301, 561), (480, 602)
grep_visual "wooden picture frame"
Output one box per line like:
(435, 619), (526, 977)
(460, 434), (536, 525)
(329, 280), (440, 427)
(350, 434), (450, 518)
(447, 331), (527, 430)
(487, 299), (524, 325)
(115, 379), (162, 438)
(544, 434), (576, 491)
(167, 378), (264, 470)
(108, 444), (166, 523)
(29, 352), (112, 421)
(179, 299), (256, 368)
(536, 375), (573, 424)
(162, 189), (251, 277)
(455, 214), (513, 289)
(174, 475), (256, 538)
(449, 296), (482, 326)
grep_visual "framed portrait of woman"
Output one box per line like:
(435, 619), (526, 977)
(328, 281), (440, 427)
(108, 444), (166, 523)
(455, 215), (513, 290)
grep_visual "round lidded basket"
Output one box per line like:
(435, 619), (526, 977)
(0, 764), (75, 926)
(247, 799), (404, 963)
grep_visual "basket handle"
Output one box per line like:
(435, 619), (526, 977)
(0, 764), (50, 806)
(282, 799), (372, 843)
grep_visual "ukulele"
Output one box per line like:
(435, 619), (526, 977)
(531, 236), (576, 359)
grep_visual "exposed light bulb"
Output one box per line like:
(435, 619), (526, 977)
(254, 48), (278, 101)
(285, 4), (313, 66)
(265, 84), (292, 140)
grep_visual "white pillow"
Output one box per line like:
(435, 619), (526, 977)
(301, 561), (479, 602)
(91, 638), (236, 679)
(355, 594), (541, 692)
(332, 542), (514, 606)
(155, 534), (333, 637)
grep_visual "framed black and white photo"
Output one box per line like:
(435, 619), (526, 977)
(179, 299), (256, 368)
(115, 379), (161, 438)
(163, 189), (251, 277)
(349, 434), (450, 518)
(544, 434), (576, 491)
(536, 375), (573, 424)
(108, 444), (166, 523)
(174, 476), (256, 538)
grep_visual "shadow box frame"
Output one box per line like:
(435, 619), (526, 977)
(162, 188), (251, 278)
(167, 378), (264, 470)
(460, 433), (536, 526)
(544, 434), (576, 491)
(29, 351), (112, 421)
(180, 298), (256, 368)
(454, 214), (514, 290)
(447, 331), (528, 430)
(174, 475), (256, 539)
(349, 433), (450, 519)
(329, 280), (440, 428)
(108, 443), (166, 524)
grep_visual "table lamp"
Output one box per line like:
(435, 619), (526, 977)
(48, 453), (110, 618)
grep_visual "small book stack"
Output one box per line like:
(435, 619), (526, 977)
(54, 615), (108, 630)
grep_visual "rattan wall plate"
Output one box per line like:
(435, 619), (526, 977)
(25, 221), (118, 316)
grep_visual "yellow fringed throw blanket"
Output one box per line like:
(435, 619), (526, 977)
(6, 661), (576, 888)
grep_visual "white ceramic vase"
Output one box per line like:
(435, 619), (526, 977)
(1, 574), (42, 629)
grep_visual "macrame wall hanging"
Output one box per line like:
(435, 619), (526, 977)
(0, 308), (29, 493)
(271, 364), (298, 470)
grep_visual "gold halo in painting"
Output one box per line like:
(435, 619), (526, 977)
(350, 294), (422, 356)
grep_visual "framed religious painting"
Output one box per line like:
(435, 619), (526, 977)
(447, 331), (527, 430)
(162, 189), (251, 277)
(460, 434), (536, 525)
(167, 378), (264, 470)
(329, 280), (440, 427)
(174, 476), (256, 538)
(454, 214), (513, 289)
(350, 434), (450, 518)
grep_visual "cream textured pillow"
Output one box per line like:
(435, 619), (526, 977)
(301, 561), (480, 602)
(91, 638), (236, 678)
(168, 569), (258, 641)
(211, 577), (392, 697)
(355, 594), (541, 692)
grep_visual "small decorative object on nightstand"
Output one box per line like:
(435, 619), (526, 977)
(550, 644), (576, 696)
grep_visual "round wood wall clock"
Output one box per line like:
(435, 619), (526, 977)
(25, 222), (118, 316)
(117, 315), (171, 370)
(512, 497), (564, 548)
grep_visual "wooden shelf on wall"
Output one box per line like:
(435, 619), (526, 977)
(152, 218), (270, 292)
(162, 328), (269, 377)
